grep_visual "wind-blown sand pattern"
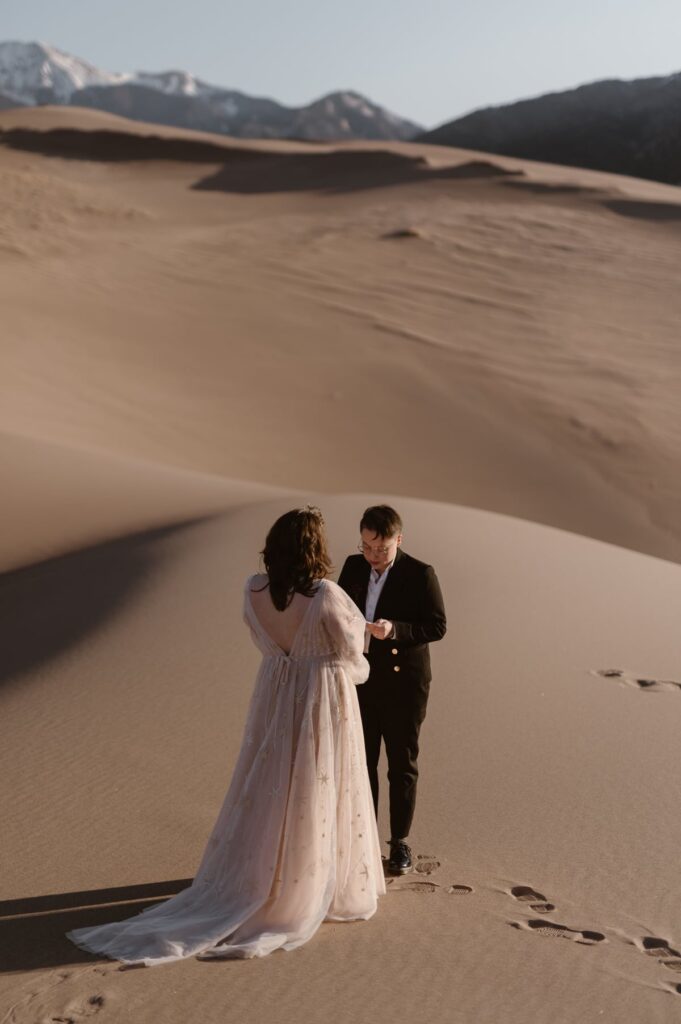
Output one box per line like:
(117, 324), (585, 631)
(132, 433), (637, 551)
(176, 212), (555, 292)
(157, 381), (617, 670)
(2, 106), (681, 1023)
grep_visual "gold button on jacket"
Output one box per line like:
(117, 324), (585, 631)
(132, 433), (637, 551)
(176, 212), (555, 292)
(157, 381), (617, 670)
(393, 665), (400, 672)
(391, 648), (398, 655)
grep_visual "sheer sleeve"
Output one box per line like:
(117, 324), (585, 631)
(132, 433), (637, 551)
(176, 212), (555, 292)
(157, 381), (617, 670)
(241, 574), (261, 648)
(322, 581), (370, 686)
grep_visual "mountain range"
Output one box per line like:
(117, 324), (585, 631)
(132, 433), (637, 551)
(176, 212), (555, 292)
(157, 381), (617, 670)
(419, 73), (681, 186)
(0, 40), (421, 141)
(2, 41), (681, 185)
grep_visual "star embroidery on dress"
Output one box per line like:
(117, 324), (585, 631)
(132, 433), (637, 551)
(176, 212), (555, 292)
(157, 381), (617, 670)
(269, 783), (281, 798)
(359, 862), (370, 881)
(317, 770), (330, 786)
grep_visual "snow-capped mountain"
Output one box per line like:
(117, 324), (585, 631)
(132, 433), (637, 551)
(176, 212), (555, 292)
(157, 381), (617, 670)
(0, 41), (421, 141)
(287, 90), (417, 140)
(131, 69), (219, 99)
(0, 40), (128, 104)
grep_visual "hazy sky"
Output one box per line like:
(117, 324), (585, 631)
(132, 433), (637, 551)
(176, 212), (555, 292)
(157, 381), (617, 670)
(3, 0), (681, 128)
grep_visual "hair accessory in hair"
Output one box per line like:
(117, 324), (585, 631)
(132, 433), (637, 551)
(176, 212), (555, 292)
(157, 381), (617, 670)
(299, 504), (324, 522)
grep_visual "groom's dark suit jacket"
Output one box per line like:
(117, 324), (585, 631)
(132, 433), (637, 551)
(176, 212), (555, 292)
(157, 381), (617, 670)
(337, 548), (446, 693)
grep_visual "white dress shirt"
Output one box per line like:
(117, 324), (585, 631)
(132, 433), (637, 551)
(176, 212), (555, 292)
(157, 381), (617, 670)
(364, 561), (395, 652)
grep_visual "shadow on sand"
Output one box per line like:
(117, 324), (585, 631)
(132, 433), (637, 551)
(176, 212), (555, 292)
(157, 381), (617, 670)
(192, 152), (524, 194)
(0, 880), (192, 971)
(501, 179), (603, 196)
(0, 127), (524, 193)
(602, 198), (681, 222)
(0, 127), (240, 163)
(0, 518), (209, 690)
(501, 177), (681, 223)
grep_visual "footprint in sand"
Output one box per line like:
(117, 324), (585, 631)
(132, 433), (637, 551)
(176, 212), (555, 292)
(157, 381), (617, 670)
(511, 919), (606, 945)
(415, 855), (441, 876)
(593, 669), (681, 692)
(384, 853), (441, 878)
(386, 855), (473, 897)
(661, 961), (681, 974)
(510, 885), (555, 914)
(657, 980), (681, 996)
(637, 936), (681, 972)
(50, 995), (105, 1023)
(391, 880), (440, 894)
(387, 873), (472, 895)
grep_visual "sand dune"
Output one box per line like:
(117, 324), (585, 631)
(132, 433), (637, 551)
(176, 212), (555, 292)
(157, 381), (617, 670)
(2, 106), (681, 567)
(2, 106), (681, 1022)
(0, 429), (291, 572)
(3, 495), (681, 1022)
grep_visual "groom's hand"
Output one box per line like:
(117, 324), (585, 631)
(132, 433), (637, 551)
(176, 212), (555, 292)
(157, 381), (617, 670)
(367, 619), (394, 641)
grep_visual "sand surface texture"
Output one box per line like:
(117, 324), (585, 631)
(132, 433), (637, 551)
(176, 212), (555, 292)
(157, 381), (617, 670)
(2, 108), (681, 1023)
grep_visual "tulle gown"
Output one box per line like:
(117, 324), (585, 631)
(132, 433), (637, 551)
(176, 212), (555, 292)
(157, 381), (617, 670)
(66, 577), (385, 965)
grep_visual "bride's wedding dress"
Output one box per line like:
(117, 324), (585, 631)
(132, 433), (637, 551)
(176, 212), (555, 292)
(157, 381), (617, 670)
(66, 577), (385, 965)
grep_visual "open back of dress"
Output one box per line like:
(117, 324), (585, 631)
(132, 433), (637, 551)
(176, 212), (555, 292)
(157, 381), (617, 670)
(67, 577), (385, 965)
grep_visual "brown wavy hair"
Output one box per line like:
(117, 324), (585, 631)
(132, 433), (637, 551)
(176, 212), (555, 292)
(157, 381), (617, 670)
(257, 506), (333, 610)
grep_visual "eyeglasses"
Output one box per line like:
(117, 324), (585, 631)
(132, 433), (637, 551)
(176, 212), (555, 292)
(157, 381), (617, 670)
(357, 542), (393, 556)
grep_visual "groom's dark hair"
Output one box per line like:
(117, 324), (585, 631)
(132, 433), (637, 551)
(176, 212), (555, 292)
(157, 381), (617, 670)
(360, 505), (402, 539)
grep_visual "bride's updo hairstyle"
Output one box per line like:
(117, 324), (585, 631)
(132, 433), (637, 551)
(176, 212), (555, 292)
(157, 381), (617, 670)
(259, 505), (333, 611)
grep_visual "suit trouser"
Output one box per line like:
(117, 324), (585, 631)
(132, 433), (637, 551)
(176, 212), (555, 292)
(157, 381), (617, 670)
(356, 674), (429, 841)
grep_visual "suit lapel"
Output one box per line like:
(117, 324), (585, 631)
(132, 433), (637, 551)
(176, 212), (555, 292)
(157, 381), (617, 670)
(358, 558), (371, 615)
(373, 547), (405, 621)
(346, 556), (370, 615)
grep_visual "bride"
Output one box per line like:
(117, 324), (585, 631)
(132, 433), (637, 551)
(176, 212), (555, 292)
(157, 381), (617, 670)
(67, 505), (385, 965)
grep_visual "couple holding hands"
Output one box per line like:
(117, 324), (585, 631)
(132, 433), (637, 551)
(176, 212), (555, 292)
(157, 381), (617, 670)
(68, 504), (446, 965)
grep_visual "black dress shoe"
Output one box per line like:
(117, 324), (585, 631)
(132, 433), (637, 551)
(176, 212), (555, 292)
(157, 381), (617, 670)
(388, 840), (413, 874)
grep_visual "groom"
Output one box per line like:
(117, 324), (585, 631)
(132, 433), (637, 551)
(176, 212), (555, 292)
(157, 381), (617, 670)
(338, 505), (446, 875)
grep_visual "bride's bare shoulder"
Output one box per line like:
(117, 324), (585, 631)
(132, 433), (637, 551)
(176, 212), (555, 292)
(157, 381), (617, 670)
(247, 572), (268, 591)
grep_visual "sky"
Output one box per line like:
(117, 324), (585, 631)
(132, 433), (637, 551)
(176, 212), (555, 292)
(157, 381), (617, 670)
(2, 0), (681, 128)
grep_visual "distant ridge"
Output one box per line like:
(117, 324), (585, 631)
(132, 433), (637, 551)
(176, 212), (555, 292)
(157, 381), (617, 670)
(419, 72), (681, 185)
(0, 40), (421, 141)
